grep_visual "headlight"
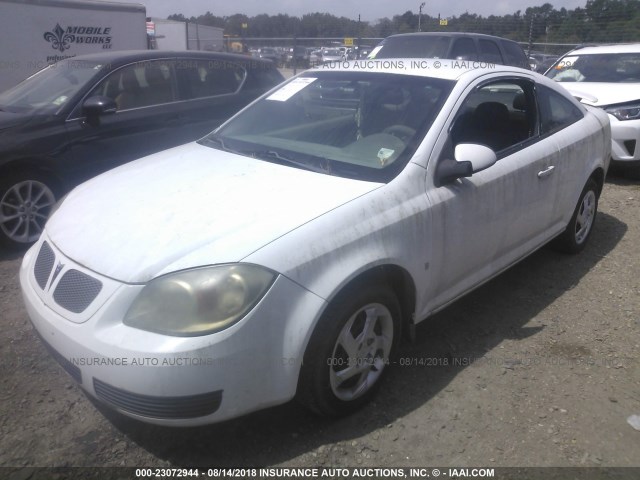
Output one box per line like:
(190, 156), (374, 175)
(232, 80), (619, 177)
(605, 103), (640, 121)
(123, 264), (276, 336)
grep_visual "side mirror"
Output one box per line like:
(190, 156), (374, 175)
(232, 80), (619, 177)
(455, 143), (497, 173)
(82, 95), (117, 117)
(435, 157), (473, 187)
(435, 143), (497, 187)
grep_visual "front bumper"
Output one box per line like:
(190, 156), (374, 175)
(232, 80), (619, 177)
(609, 115), (640, 163)
(20, 237), (326, 426)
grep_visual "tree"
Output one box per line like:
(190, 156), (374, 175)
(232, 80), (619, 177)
(165, 2), (640, 45)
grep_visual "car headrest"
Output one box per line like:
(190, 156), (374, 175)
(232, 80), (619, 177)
(474, 102), (509, 123)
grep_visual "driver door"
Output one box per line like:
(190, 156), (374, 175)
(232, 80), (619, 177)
(424, 77), (560, 312)
(63, 59), (182, 185)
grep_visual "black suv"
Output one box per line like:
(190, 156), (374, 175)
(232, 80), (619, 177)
(368, 32), (530, 69)
(0, 50), (283, 248)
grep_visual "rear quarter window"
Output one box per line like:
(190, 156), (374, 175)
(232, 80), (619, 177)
(538, 85), (584, 134)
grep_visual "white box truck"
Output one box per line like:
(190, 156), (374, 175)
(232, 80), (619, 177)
(0, 0), (147, 92)
(149, 18), (223, 52)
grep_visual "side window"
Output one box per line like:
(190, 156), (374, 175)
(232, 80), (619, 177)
(243, 63), (284, 91)
(501, 41), (529, 68)
(538, 85), (584, 134)
(478, 39), (503, 64)
(90, 60), (175, 111)
(450, 38), (478, 61)
(451, 80), (536, 154)
(176, 59), (245, 100)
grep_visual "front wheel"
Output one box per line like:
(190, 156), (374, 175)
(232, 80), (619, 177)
(551, 179), (599, 254)
(0, 173), (57, 249)
(298, 283), (400, 417)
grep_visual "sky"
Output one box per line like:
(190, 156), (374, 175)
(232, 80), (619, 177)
(108, 0), (588, 23)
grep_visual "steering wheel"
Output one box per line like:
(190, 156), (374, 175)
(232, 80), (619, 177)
(383, 124), (416, 142)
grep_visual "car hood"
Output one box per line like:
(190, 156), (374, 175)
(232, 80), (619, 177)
(0, 110), (30, 131)
(557, 82), (640, 107)
(46, 142), (381, 283)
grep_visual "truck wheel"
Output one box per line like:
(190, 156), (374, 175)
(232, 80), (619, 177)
(298, 283), (400, 417)
(0, 173), (57, 249)
(551, 179), (598, 254)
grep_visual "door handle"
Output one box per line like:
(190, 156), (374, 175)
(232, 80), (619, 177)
(537, 165), (555, 178)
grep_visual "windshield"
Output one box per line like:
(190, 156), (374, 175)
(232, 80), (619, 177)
(200, 71), (454, 182)
(323, 49), (342, 56)
(0, 60), (104, 114)
(546, 52), (640, 83)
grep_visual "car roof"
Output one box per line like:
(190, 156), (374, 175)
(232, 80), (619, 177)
(307, 58), (531, 81)
(58, 50), (275, 66)
(567, 43), (640, 55)
(386, 32), (520, 44)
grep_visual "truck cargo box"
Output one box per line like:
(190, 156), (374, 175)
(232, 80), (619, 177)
(0, 0), (147, 91)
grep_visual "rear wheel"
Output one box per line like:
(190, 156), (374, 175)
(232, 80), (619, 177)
(298, 283), (400, 417)
(552, 179), (599, 254)
(0, 173), (57, 249)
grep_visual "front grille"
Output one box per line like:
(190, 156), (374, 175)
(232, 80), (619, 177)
(53, 269), (103, 314)
(35, 332), (82, 384)
(93, 378), (223, 419)
(34, 241), (55, 290)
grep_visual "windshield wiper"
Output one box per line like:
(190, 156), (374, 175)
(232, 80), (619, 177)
(201, 138), (333, 176)
(252, 150), (333, 175)
(199, 136), (243, 155)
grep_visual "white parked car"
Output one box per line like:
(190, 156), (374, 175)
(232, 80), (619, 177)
(20, 60), (610, 426)
(320, 48), (345, 63)
(546, 43), (640, 178)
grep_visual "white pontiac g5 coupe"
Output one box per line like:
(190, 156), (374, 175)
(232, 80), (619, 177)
(20, 60), (611, 426)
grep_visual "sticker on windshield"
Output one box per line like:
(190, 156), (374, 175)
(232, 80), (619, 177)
(267, 77), (317, 102)
(52, 95), (68, 106)
(556, 56), (579, 69)
(378, 148), (395, 166)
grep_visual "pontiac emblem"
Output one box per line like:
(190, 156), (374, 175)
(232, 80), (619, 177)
(49, 261), (65, 289)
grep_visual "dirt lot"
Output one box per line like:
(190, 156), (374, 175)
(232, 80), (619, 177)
(1, 173), (639, 473)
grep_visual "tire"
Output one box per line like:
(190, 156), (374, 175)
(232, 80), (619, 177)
(0, 172), (57, 249)
(552, 179), (599, 254)
(298, 282), (401, 417)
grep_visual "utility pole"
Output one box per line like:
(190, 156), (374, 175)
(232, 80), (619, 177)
(418, 2), (425, 32)
(357, 14), (361, 58)
(527, 14), (535, 57)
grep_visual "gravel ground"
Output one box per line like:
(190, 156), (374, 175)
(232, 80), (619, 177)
(0, 172), (639, 473)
